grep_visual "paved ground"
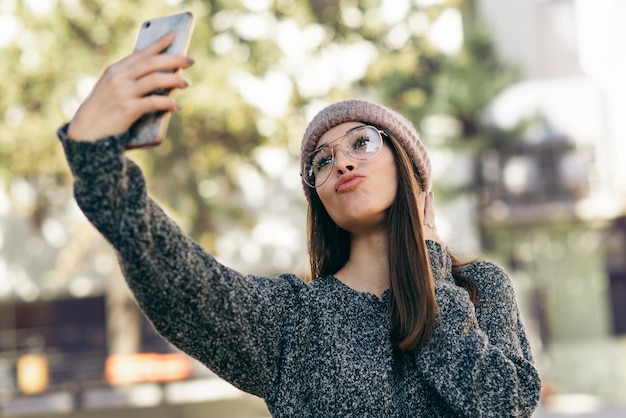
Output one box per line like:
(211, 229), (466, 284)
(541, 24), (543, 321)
(3, 389), (625, 417)
(533, 406), (626, 417)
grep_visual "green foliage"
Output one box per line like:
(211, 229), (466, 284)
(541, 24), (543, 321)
(1, 0), (516, 252)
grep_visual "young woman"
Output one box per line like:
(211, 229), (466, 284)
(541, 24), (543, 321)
(58, 33), (541, 417)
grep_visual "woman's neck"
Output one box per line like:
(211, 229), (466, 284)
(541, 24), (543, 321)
(334, 231), (389, 298)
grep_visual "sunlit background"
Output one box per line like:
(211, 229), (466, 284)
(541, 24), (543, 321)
(1, 0), (625, 417)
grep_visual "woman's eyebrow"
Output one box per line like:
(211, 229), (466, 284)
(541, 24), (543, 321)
(314, 142), (332, 151)
(314, 125), (366, 150)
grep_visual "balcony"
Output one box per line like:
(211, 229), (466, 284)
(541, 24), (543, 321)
(476, 134), (596, 227)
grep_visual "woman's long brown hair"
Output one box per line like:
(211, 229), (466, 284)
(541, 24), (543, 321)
(306, 130), (479, 351)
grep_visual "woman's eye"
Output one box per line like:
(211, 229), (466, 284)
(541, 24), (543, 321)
(313, 154), (333, 171)
(352, 136), (370, 150)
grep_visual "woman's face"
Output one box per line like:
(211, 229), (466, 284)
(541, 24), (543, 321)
(314, 122), (398, 234)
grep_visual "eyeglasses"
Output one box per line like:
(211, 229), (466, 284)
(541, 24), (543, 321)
(302, 125), (386, 188)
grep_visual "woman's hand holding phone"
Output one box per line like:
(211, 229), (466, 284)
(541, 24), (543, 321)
(67, 32), (194, 143)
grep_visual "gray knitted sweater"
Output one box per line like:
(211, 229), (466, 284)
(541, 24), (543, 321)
(58, 124), (541, 417)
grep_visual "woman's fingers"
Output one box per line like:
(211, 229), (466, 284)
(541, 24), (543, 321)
(420, 191), (444, 244)
(418, 191), (434, 221)
(122, 32), (175, 68)
(67, 69), (184, 141)
(106, 33), (192, 89)
(127, 53), (194, 81)
(67, 32), (194, 142)
(141, 30), (176, 54)
(124, 33), (194, 80)
(419, 191), (436, 227)
(101, 52), (192, 104)
(68, 93), (180, 141)
(424, 191), (435, 223)
(132, 94), (181, 116)
(133, 71), (190, 97)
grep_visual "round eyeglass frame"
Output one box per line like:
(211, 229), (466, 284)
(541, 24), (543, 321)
(301, 125), (387, 188)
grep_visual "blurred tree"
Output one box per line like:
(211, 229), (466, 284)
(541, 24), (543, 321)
(0, 0), (518, 274)
(0, 0), (269, 251)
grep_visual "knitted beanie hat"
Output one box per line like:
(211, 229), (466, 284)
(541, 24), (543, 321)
(300, 98), (431, 202)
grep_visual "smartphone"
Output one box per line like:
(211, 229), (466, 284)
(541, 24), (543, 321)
(125, 12), (195, 150)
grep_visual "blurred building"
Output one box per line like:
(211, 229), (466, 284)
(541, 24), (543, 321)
(473, 0), (626, 409)
(0, 228), (270, 417)
(0, 188), (272, 416)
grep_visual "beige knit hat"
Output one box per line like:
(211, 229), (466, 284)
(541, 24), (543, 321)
(300, 99), (431, 202)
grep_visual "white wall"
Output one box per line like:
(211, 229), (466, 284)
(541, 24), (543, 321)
(476, 0), (581, 79)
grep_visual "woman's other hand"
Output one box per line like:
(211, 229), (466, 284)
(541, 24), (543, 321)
(67, 32), (194, 142)
(419, 191), (444, 246)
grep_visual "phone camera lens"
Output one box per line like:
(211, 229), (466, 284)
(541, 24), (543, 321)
(144, 22), (151, 28)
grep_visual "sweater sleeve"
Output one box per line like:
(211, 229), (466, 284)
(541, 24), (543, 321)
(419, 240), (541, 417)
(57, 124), (300, 398)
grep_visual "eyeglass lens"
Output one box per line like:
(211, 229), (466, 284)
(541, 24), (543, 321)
(303, 126), (383, 187)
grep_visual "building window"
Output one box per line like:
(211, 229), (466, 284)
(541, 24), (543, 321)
(605, 216), (626, 335)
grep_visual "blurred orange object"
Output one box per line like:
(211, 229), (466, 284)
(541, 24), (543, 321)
(105, 353), (192, 386)
(17, 354), (49, 395)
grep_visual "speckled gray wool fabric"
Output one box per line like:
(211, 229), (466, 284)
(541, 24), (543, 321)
(58, 123), (541, 417)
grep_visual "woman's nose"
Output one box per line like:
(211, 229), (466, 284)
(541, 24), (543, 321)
(335, 150), (355, 174)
